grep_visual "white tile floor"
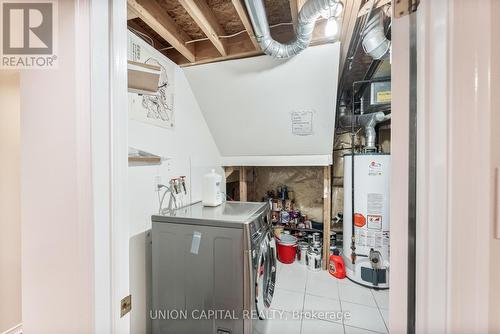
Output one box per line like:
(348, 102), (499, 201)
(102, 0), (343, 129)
(260, 261), (389, 334)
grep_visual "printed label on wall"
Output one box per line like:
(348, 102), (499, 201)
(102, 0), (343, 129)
(291, 110), (313, 136)
(128, 32), (175, 129)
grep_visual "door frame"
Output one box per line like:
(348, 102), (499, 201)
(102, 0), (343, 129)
(415, 0), (493, 332)
(90, 0), (129, 332)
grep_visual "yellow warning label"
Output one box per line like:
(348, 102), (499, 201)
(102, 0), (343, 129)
(376, 91), (392, 103)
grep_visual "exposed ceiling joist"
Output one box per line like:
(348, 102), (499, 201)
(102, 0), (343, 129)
(338, 0), (363, 74)
(169, 30), (261, 67)
(127, 0), (344, 67)
(174, 24), (333, 68)
(177, 0), (228, 57)
(231, 0), (260, 51)
(290, 0), (306, 29)
(127, 8), (139, 20)
(127, 0), (196, 62)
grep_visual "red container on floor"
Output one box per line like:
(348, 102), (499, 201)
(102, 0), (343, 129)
(328, 251), (346, 279)
(276, 235), (298, 264)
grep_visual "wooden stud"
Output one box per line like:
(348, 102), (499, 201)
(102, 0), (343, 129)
(239, 166), (248, 202)
(248, 167), (256, 202)
(177, 0), (228, 57)
(323, 165), (332, 270)
(127, 0), (196, 62)
(290, 0), (306, 30)
(231, 0), (260, 51)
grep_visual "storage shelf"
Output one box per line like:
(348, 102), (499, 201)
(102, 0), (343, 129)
(282, 226), (323, 233)
(128, 147), (167, 166)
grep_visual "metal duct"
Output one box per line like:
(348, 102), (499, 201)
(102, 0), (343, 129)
(339, 111), (389, 150)
(362, 11), (391, 60)
(244, 0), (342, 58)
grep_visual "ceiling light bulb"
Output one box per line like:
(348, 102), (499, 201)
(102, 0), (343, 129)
(325, 17), (338, 37)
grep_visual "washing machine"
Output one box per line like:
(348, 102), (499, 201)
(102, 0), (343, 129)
(151, 201), (276, 334)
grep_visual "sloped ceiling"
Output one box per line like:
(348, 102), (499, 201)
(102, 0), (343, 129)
(183, 43), (340, 166)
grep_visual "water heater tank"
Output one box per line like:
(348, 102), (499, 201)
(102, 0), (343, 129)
(342, 153), (390, 289)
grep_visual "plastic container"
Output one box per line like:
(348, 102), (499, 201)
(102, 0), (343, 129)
(276, 235), (297, 264)
(306, 247), (322, 272)
(328, 249), (346, 279)
(202, 169), (223, 207)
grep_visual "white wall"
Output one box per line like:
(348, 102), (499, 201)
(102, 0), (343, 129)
(0, 71), (22, 333)
(183, 44), (339, 166)
(19, 1), (94, 333)
(127, 34), (223, 334)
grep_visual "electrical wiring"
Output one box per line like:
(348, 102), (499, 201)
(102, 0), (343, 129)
(128, 26), (155, 47)
(130, 21), (298, 51)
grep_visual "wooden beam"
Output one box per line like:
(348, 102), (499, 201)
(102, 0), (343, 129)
(239, 167), (248, 202)
(290, 0), (306, 30)
(169, 30), (261, 67)
(127, 8), (138, 20)
(231, 0), (260, 50)
(338, 0), (363, 76)
(177, 0), (228, 57)
(322, 165), (332, 270)
(127, 0), (196, 62)
(174, 24), (331, 67)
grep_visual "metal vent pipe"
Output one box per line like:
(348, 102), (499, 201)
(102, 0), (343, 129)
(339, 111), (389, 150)
(244, 0), (342, 58)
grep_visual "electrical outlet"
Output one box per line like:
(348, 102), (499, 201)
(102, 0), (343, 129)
(154, 175), (162, 191)
(120, 295), (132, 317)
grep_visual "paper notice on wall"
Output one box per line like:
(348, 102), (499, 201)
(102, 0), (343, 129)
(128, 32), (175, 129)
(291, 111), (313, 136)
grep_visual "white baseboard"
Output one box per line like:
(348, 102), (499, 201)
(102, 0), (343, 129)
(1, 323), (22, 334)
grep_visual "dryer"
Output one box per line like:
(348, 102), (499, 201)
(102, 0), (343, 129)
(151, 201), (276, 334)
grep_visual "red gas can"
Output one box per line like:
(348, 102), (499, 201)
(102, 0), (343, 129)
(328, 249), (346, 279)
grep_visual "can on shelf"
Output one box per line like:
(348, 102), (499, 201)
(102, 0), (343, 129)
(297, 242), (309, 265)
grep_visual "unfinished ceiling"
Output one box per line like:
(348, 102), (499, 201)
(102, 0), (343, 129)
(127, 0), (364, 67)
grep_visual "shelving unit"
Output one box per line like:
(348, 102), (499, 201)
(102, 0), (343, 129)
(224, 165), (332, 270)
(128, 147), (165, 166)
(127, 60), (161, 95)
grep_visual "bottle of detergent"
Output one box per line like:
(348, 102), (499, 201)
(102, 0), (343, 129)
(202, 169), (223, 207)
(328, 248), (346, 279)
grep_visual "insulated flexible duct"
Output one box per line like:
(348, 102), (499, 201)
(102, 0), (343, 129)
(244, 0), (342, 58)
